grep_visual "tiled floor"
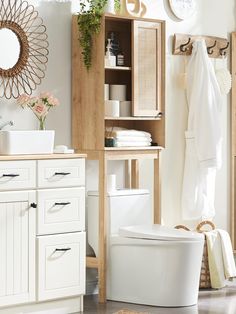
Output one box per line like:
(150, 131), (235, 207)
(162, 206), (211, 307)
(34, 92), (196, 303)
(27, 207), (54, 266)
(83, 283), (236, 314)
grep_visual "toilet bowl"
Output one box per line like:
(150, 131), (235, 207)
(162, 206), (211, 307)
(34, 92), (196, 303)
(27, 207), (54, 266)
(107, 224), (204, 307)
(87, 189), (204, 307)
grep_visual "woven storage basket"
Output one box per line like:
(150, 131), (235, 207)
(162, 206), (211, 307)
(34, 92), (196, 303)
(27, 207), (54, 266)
(175, 220), (215, 289)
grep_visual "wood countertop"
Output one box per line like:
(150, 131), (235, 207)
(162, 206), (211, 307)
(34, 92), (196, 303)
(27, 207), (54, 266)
(0, 153), (87, 161)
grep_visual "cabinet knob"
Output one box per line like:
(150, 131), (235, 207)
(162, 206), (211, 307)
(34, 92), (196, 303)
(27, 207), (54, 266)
(30, 203), (37, 208)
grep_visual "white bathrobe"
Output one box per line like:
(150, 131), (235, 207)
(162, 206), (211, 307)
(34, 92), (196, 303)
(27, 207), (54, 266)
(182, 40), (222, 220)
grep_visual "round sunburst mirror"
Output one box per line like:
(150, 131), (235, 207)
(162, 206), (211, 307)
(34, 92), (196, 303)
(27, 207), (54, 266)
(0, 0), (49, 99)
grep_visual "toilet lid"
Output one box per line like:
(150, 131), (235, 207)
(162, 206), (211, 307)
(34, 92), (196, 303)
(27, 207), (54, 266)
(119, 224), (204, 241)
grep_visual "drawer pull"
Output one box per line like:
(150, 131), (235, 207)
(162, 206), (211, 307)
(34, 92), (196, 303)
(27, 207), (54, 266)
(2, 174), (20, 178)
(54, 172), (71, 176)
(30, 203), (37, 208)
(55, 248), (71, 252)
(54, 202), (71, 206)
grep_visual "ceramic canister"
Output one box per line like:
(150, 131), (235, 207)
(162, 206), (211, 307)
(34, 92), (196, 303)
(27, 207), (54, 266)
(120, 101), (131, 117)
(104, 84), (109, 100)
(110, 84), (127, 101)
(105, 100), (120, 117)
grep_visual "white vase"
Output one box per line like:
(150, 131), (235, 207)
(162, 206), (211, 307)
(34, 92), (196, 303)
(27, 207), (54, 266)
(105, 0), (116, 14)
(120, 0), (146, 17)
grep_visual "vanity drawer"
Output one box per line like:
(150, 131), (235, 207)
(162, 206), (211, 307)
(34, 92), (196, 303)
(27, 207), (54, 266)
(37, 159), (85, 188)
(37, 187), (85, 235)
(0, 161), (36, 190)
(37, 232), (85, 301)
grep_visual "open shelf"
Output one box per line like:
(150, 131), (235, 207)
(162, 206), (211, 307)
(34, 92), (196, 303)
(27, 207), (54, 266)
(104, 146), (163, 151)
(105, 66), (131, 71)
(105, 116), (161, 120)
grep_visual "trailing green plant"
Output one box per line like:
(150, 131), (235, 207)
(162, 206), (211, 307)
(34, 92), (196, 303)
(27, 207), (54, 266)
(77, 0), (120, 70)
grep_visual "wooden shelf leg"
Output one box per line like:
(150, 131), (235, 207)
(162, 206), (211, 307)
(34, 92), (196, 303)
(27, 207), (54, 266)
(125, 160), (131, 188)
(154, 157), (161, 224)
(98, 153), (107, 303)
(131, 159), (139, 188)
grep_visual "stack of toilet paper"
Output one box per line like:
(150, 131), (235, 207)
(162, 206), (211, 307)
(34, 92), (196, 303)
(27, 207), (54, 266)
(104, 84), (131, 117)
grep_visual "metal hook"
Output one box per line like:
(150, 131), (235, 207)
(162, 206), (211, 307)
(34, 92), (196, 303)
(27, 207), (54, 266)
(207, 40), (217, 55)
(219, 42), (229, 56)
(180, 38), (191, 53)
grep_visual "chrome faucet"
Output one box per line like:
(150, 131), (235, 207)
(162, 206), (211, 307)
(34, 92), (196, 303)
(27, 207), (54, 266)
(0, 120), (14, 130)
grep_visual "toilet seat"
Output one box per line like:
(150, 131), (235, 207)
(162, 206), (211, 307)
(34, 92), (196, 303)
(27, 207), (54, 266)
(119, 224), (204, 242)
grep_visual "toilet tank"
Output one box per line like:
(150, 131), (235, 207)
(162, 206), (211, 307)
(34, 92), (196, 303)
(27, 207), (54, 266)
(87, 189), (151, 256)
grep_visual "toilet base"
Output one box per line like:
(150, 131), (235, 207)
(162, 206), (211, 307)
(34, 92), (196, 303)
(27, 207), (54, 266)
(107, 236), (204, 307)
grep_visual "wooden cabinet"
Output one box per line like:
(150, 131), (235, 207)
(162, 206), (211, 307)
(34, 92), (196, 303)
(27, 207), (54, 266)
(72, 14), (165, 151)
(0, 191), (36, 307)
(0, 155), (86, 313)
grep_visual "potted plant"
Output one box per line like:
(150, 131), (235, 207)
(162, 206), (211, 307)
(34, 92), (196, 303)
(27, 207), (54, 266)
(77, 0), (120, 69)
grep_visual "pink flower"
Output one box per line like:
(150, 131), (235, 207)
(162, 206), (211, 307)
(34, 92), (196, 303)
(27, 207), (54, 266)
(33, 101), (48, 118)
(17, 94), (31, 107)
(48, 96), (59, 106)
(40, 92), (51, 99)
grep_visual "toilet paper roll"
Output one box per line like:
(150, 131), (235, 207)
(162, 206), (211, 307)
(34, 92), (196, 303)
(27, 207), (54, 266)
(120, 101), (131, 117)
(110, 84), (127, 101)
(105, 100), (120, 117)
(104, 84), (109, 100)
(107, 174), (116, 191)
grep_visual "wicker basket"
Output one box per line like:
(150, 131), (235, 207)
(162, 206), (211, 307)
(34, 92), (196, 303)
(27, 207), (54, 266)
(175, 220), (215, 289)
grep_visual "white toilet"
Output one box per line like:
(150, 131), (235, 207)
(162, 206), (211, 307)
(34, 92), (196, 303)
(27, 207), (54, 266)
(87, 189), (204, 307)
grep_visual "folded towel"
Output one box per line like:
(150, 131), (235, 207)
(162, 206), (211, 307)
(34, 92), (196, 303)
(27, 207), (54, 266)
(115, 141), (151, 147)
(217, 229), (236, 279)
(115, 135), (152, 141)
(116, 137), (152, 143)
(205, 230), (226, 289)
(105, 127), (151, 138)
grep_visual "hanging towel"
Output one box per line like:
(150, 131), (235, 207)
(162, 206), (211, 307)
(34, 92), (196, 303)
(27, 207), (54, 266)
(217, 229), (236, 279)
(182, 39), (222, 220)
(205, 229), (236, 289)
(205, 230), (226, 289)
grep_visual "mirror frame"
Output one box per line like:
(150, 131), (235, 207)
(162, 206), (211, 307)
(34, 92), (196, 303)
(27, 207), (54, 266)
(0, 0), (49, 99)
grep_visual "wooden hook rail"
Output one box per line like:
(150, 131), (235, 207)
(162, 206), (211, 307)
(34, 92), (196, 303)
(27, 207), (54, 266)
(173, 33), (229, 58)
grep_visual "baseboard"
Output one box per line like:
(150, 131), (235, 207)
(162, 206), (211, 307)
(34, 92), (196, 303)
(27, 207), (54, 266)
(0, 296), (83, 314)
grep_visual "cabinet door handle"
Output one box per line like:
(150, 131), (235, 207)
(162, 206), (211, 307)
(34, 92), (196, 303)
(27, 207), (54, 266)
(54, 202), (71, 206)
(30, 203), (37, 208)
(54, 172), (71, 176)
(55, 248), (71, 252)
(2, 174), (20, 178)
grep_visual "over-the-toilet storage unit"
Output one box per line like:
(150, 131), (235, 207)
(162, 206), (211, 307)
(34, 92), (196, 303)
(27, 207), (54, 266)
(72, 13), (165, 302)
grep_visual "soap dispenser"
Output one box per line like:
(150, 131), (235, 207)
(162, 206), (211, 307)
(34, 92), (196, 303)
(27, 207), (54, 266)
(105, 38), (116, 67)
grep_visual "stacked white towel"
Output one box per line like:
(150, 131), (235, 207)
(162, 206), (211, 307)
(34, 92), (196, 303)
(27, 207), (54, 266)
(205, 229), (236, 289)
(106, 127), (152, 147)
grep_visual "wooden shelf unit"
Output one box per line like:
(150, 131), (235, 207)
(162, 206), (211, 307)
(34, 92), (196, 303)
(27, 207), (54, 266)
(72, 14), (165, 303)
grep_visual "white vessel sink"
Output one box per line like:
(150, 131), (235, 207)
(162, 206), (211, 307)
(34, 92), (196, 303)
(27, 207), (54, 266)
(0, 130), (55, 155)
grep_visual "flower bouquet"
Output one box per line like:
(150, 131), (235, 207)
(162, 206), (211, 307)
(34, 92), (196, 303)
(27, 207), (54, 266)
(17, 92), (59, 130)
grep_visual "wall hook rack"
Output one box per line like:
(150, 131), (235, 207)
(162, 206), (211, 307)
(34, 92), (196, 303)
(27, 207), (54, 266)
(207, 40), (217, 55)
(173, 33), (229, 59)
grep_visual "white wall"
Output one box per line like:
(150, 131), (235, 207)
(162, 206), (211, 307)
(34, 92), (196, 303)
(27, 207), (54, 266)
(0, 0), (235, 232)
